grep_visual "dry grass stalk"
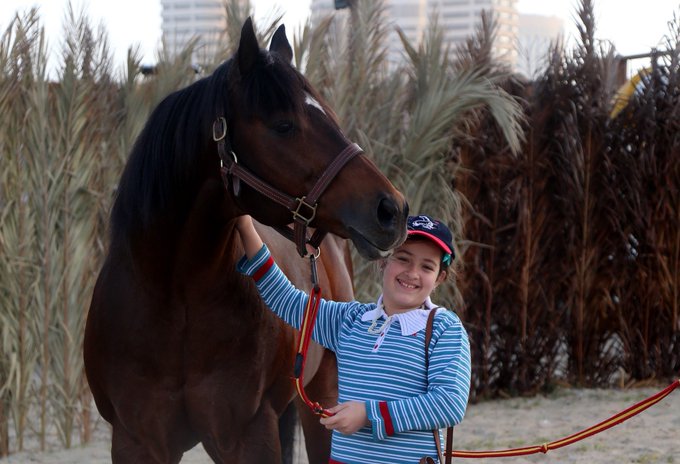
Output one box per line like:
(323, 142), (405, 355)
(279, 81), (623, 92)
(0, 4), (202, 454)
(607, 13), (680, 381)
(0, 9), (45, 452)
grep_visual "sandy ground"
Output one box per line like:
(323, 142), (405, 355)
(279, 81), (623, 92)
(1, 385), (678, 463)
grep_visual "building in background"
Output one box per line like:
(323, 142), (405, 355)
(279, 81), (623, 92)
(161, 0), (226, 59)
(311, 0), (520, 68)
(160, 1), (562, 75)
(516, 14), (564, 77)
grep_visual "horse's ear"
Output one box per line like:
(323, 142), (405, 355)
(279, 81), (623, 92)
(238, 17), (260, 76)
(270, 24), (293, 64)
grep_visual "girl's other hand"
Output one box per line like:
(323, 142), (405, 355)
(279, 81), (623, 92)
(319, 401), (369, 435)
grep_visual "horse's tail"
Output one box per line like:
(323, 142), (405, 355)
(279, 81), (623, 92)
(279, 401), (298, 464)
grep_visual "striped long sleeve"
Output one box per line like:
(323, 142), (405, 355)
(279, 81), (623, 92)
(236, 244), (361, 352)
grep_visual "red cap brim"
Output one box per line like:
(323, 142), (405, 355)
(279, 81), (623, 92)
(407, 230), (452, 255)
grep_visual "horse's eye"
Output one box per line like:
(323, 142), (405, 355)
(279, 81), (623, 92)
(273, 121), (295, 136)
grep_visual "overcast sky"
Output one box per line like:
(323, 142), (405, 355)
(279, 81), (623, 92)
(2, 0), (679, 69)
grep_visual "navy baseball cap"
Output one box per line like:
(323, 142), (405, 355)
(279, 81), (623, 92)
(407, 215), (454, 266)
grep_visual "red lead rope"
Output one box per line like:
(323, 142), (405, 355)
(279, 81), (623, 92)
(449, 378), (679, 459)
(293, 253), (335, 418)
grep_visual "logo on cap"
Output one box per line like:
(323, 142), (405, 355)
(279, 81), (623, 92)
(410, 215), (436, 230)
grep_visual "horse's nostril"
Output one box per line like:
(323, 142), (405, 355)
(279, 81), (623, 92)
(377, 197), (398, 228)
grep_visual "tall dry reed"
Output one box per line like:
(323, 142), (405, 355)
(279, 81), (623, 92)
(458, 0), (679, 396)
(0, 4), (201, 455)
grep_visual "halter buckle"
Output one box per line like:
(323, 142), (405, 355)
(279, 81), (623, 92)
(213, 117), (227, 142)
(292, 196), (317, 226)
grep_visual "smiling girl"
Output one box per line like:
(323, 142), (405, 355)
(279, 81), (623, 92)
(235, 214), (471, 464)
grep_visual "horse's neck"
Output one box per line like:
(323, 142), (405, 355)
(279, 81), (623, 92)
(119, 177), (240, 284)
(173, 174), (240, 260)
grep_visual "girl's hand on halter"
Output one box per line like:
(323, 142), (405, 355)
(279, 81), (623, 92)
(235, 215), (263, 260)
(319, 401), (369, 435)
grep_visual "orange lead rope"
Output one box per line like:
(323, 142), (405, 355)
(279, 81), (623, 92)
(449, 378), (680, 459)
(293, 252), (334, 418)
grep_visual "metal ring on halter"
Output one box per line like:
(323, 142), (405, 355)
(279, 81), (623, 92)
(219, 151), (238, 169)
(306, 245), (321, 260)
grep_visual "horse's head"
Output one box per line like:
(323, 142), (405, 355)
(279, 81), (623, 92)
(216, 18), (407, 259)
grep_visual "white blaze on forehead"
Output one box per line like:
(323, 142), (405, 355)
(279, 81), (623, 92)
(305, 93), (326, 114)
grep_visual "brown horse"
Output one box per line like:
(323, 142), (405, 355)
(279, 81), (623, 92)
(83, 18), (408, 464)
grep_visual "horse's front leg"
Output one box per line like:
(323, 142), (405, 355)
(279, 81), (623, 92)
(202, 401), (282, 464)
(111, 415), (187, 464)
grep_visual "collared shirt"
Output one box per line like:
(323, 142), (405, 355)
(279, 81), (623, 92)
(238, 245), (471, 464)
(361, 297), (444, 352)
(362, 295), (441, 334)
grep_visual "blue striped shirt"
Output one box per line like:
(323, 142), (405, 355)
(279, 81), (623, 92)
(238, 245), (471, 464)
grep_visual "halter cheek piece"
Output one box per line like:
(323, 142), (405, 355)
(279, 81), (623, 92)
(213, 116), (363, 257)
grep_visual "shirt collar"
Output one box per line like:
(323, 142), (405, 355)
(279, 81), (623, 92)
(361, 295), (439, 335)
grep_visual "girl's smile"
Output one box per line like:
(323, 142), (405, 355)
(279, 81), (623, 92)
(396, 278), (418, 289)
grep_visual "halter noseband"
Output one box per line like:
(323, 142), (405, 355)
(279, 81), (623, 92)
(213, 116), (362, 257)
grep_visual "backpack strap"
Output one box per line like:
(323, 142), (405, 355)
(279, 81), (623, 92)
(425, 308), (454, 464)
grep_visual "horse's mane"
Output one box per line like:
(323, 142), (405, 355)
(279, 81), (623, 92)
(109, 48), (331, 242)
(110, 70), (217, 240)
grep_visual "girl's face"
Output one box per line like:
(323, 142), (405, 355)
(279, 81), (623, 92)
(381, 239), (447, 315)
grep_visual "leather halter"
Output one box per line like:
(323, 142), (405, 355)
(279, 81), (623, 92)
(213, 116), (362, 257)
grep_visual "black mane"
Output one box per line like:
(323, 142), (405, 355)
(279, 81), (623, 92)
(109, 48), (315, 242)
